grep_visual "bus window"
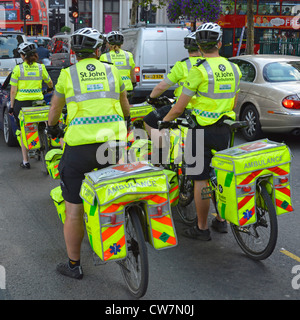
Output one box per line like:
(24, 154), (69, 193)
(282, 1), (300, 15)
(221, 0), (234, 15)
(258, 0), (280, 15)
(236, 0), (257, 14)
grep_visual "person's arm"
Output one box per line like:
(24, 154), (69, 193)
(163, 93), (192, 121)
(10, 85), (18, 114)
(120, 90), (130, 118)
(48, 93), (65, 126)
(42, 65), (53, 89)
(48, 69), (65, 126)
(163, 66), (200, 121)
(149, 80), (172, 99)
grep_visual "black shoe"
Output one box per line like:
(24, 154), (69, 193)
(182, 225), (211, 241)
(56, 262), (83, 280)
(20, 162), (30, 169)
(211, 217), (228, 233)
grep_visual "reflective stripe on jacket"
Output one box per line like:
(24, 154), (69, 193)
(60, 59), (126, 146)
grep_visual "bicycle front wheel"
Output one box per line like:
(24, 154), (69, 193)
(118, 206), (149, 298)
(39, 125), (50, 175)
(231, 184), (278, 260)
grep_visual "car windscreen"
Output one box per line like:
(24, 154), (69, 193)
(263, 61), (300, 82)
(0, 35), (23, 59)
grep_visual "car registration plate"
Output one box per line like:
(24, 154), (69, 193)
(144, 74), (164, 80)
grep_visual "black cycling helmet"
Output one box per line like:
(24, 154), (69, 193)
(71, 27), (104, 54)
(184, 32), (199, 51)
(18, 42), (37, 56)
(106, 31), (124, 46)
(196, 22), (223, 49)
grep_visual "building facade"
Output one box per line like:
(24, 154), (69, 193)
(46, 0), (169, 36)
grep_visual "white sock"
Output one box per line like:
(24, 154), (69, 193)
(23, 160), (29, 165)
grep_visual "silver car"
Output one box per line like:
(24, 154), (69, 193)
(229, 55), (300, 141)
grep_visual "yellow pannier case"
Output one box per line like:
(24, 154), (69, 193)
(80, 161), (178, 262)
(19, 106), (50, 150)
(50, 185), (66, 224)
(129, 101), (154, 124)
(18, 106), (62, 150)
(211, 139), (293, 227)
(45, 149), (63, 179)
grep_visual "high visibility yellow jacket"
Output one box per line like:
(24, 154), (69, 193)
(55, 58), (127, 146)
(165, 56), (203, 99)
(10, 62), (51, 100)
(182, 57), (242, 126)
(100, 49), (135, 91)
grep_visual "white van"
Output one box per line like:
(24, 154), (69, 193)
(0, 31), (26, 84)
(122, 26), (190, 102)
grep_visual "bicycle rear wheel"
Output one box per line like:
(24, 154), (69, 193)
(176, 175), (197, 226)
(118, 206), (149, 298)
(231, 184), (278, 260)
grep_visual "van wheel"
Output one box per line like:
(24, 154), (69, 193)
(240, 104), (263, 141)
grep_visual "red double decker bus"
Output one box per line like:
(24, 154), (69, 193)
(0, 0), (48, 36)
(218, 0), (300, 57)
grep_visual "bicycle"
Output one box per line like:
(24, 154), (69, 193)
(79, 145), (178, 298)
(18, 100), (62, 174)
(158, 118), (293, 260)
(157, 117), (196, 226)
(128, 97), (196, 226)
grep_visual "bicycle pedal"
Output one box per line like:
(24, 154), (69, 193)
(201, 186), (213, 200)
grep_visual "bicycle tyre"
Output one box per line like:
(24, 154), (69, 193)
(39, 126), (50, 175)
(119, 206), (149, 298)
(231, 184), (278, 260)
(176, 175), (196, 226)
(175, 201), (197, 226)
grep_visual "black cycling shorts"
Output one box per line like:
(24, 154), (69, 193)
(187, 120), (230, 181)
(58, 143), (111, 204)
(13, 99), (35, 129)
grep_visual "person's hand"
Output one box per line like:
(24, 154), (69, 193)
(8, 107), (14, 115)
(46, 123), (64, 139)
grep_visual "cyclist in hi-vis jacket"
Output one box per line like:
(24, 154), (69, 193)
(48, 28), (130, 279)
(9, 42), (53, 169)
(163, 23), (242, 241)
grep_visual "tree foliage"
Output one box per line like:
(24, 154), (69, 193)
(166, 0), (222, 23)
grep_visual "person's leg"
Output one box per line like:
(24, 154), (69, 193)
(20, 131), (29, 163)
(64, 201), (84, 261)
(194, 179), (210, 230)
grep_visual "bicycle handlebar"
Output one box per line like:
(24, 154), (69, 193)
(158, 119), (250, 131)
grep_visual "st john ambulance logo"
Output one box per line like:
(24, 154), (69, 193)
(218, 64), (226, 72)
(86, 64), (96, 71)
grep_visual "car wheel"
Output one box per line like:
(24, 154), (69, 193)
(3, 108), (18, 147)
(240, 104), (263, 141)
